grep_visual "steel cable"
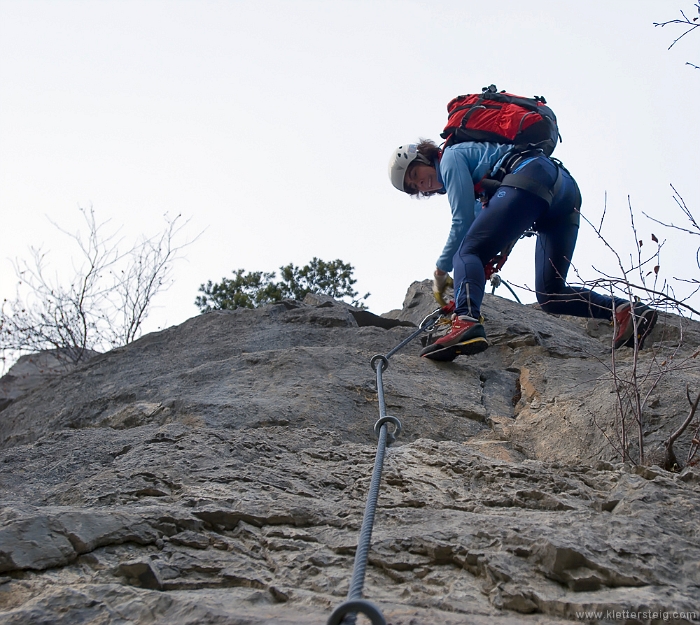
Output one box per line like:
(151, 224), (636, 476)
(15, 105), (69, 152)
(490, 274), (522, 304)
(327, 310), (441, 625)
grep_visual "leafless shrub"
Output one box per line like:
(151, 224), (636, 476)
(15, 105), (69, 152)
(569, 192), (700, 467)
(0, 207), (194, 372)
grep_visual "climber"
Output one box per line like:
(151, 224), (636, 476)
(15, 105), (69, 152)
(388, 140), (658, 361)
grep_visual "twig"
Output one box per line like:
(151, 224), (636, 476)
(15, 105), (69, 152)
(664, 388), (700, 470)
(653, 6), (700, 50)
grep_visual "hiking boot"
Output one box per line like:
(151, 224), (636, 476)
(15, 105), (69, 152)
(613, 302), (658, 349)
(420, 316), (488, 361)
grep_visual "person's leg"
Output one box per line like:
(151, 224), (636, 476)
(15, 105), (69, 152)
(423, 188), (547, 361)
(535, 229), (618, 319)
(453, 186), (547, 318)
(535, 211), (657, 346)
(531, 170), (658, 347)
(535, 175), (624, 319)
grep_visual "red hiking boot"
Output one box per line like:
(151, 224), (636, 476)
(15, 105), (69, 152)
(420, 315), (488, 361)
(613, 302), (658, 349)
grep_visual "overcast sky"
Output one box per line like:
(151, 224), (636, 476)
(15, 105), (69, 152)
(1, 0), (699, 344)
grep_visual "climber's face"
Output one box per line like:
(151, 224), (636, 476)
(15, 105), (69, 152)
(405, 164), (442, 194)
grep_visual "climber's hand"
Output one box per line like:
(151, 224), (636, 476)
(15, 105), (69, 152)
(432, 269), (453, 306)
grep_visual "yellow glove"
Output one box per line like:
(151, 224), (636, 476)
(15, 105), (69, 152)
(432, 270), (454, 306)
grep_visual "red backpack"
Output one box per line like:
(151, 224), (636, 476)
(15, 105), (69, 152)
(441, 84), (560, 155)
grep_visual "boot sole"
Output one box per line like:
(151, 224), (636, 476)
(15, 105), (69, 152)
(420, 337), (489, 361)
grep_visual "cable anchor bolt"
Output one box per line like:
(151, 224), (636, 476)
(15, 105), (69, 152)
(374, 415), (402, 445)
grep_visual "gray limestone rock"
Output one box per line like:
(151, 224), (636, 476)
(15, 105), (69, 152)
(0, 348), (99, 413)
(0, 284), (699, 624)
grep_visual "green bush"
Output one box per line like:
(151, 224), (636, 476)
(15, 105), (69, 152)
(195, 258), (369, 312)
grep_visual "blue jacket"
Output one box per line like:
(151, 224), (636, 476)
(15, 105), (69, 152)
(435, 142), (512, 273)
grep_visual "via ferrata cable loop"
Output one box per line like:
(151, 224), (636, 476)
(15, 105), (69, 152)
(374, 415), (402, 445)
(370, 354), (389, 372)
(327, 599), (386, 625)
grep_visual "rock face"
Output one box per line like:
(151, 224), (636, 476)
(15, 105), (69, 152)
(1, 283), (699, 625)
(0, 349), (99, 413)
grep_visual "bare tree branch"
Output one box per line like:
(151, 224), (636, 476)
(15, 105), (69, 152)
(663, 387), (700, 470)
(1, 207), (196, 370)
(654, 3), (700, 67)
(654, 4), (700, 49)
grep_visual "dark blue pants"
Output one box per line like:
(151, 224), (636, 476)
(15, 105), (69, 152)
(453, 156), (623, 320)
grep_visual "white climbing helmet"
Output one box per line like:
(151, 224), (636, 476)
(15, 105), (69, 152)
(388, 143), (429, 192)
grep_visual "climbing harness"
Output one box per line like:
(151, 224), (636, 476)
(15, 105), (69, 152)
(327, 309), (443, 625)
